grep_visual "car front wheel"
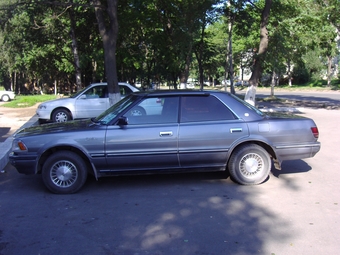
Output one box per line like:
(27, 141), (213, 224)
(52, 109), (71, 122)
(1, 94), (10, 102)
(42, 151), (88, 194)
(228, 144), (271, 185)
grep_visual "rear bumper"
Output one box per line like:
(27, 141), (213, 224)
(9, 152), (38, 175)
(275, 142), (321, 161)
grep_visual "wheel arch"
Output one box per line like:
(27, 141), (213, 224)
(51, 107), (73, 120)
(37, 145), (97, 179)
(228, 140), (278, 165)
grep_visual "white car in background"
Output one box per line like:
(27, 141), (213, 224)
(37, 82), (139, 123)
(0, 90), (15, 102)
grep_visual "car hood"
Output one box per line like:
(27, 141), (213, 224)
(15, 119), (95, 138)
(38, 97), (74, 107)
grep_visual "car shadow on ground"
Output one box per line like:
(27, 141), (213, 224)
(83, 171), (233, 191)
(271, 159), (311, 178)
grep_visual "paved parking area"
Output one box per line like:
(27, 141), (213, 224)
(0, 107), (339, 254)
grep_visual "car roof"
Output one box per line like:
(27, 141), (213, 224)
(131, 89), (229, 97)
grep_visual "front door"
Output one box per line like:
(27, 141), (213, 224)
(105, 96), (180, 171)
(75, 85), (109, 118)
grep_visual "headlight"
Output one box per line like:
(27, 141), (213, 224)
(38, 104), (47, 110)
(12, 140), (28, 151)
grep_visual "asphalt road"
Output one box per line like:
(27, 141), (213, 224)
(0, 108), (339, 255)
(241, 89), (340, 104)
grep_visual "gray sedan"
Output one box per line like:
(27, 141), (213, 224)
(9, 90), (320, 193)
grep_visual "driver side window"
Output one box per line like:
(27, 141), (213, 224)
(127, 97), (179, 124)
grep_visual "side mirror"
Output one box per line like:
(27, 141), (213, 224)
(117, 116), (128, 125)
(79, 94), (86, 99)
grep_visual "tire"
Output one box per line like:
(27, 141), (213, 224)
(129, 106), (146, 116)
(228, 144), (271, 185)
(52, 109), (71, 122)
(1, 94), (10, 102)
(42, 151), (88, 194)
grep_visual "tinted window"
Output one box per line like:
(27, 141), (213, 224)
(127, 97), (179, 124)
(180, 95), (235, 122)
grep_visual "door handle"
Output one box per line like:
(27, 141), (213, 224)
(230, 128), (242, 133)
(160, 131), (173, 137)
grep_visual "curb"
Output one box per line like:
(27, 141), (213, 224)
(0, 114), (39, 171)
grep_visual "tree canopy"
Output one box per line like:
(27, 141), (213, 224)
(0, 0), (338, 96)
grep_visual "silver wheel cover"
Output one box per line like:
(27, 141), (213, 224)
(239, 153), (264, 178)
(130, 109), (143, 116)
(55, 112), (68, 122)
(50, 160), (78, 188)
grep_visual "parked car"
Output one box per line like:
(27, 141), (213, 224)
(10, 90), (320, 194)
(36, 82), (139, 123)
(0, 90), (15, 102)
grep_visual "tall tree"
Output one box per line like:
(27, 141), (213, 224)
(93, 0), (120, 105)
(244, 0), (272, 105)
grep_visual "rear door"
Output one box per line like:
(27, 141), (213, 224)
(178, 95), (249, 169)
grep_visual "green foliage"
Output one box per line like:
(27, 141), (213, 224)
(2, 94), (57, 108)
(0, 0), (338, 93)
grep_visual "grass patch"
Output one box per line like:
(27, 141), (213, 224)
(1, 95), (58, 108)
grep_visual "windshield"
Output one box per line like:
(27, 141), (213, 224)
(94, 95), (137, 124)
(69, 86), (88, 98)
(230, 94), (265, 117)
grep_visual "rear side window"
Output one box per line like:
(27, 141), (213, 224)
(180, 95), (235, 122)
(120, 85), (133, 96)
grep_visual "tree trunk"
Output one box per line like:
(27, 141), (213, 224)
(245, 0), (272, 106)
(270, 70), (276, 97)
(195, 50), (204, 89)
(69, 0), (82, 91)
(287, 59), (292, 86)
(179, 42), (192, 89)
(327, 55), (332, 87)
(94, 0), (120, 106)
(227, 19), (235, 95)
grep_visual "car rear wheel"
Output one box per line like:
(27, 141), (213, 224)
(42, 151), (88, 194)
(1, 94), (10, 102)
(52, 109), (71, 122)
(228, 144), (271, 185)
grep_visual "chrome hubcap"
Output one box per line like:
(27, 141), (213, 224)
(50, 160), (78, 188)
(55, 112), (68, 122)
(130, 110), (142, 116)
(239, 153), (263, 177)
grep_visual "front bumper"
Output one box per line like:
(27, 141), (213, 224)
(9, 152), (38, 175)
(36, 109), (51, 120)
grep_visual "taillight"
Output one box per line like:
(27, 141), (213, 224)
(311, 127), (319, 139)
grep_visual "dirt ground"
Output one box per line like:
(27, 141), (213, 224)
(0, 103), (38, 141)
(257, 97), (340, 110)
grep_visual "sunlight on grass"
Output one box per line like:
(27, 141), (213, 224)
(1, 95), (58, 108)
